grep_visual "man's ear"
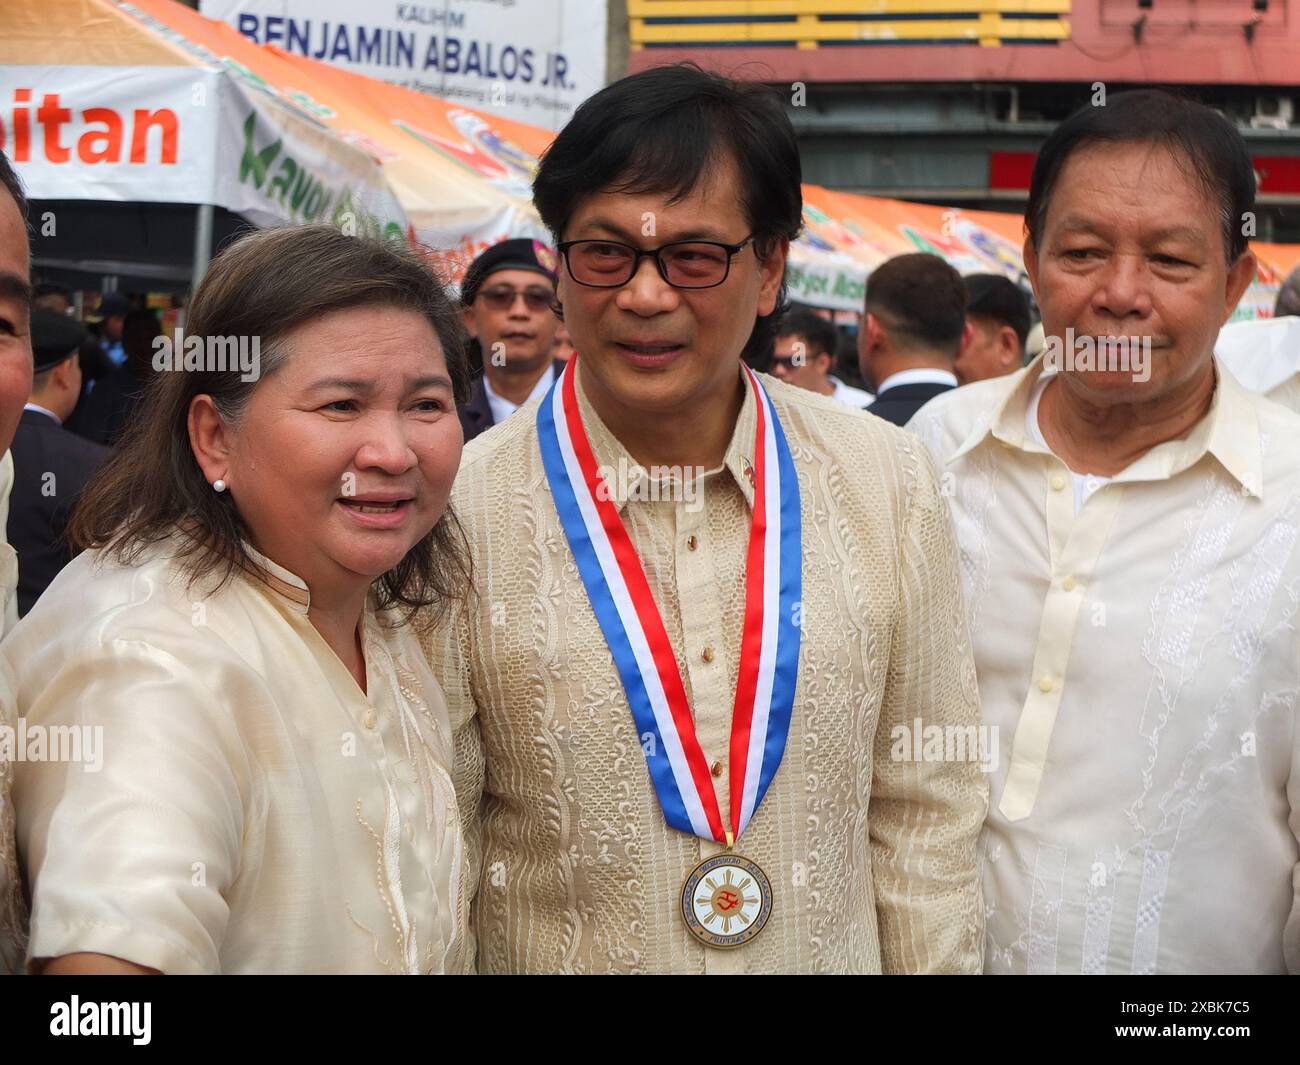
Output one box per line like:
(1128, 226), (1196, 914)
(1022, 236), (1042, 308)
(756, 237), (789, 318)
(188, 394), (234, 489)
(53, 353), (79, 391)
(1222, 250), (1257, 325)
(959, 319), (975, 357)
(866, 312), (892, 356)
(957, 317), (978, 359)
(998, 325), (1023, 369)
(857, 312), (883, 383)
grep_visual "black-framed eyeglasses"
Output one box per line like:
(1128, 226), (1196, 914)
(477, 285), (555, 312)
(557, 236), (756, 290)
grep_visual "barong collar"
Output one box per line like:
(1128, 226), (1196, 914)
(944, 352), (1265, 501)
(237, 541), (312, 614)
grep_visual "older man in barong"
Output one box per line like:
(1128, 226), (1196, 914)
(426, 65), (988, 974)
(910, 90), (1300, 974)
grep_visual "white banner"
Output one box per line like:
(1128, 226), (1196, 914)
(785, 247), (868, 314)
(200, 0), (607, 131)
(0, 64), (410, 241)
(212, 69), (409, 239)
(0, 66), (222, 204)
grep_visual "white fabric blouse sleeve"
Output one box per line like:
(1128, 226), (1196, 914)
(14, 635), (257, 974)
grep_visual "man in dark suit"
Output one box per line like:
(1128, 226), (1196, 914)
(7, 308), (111, 615)
(860, 253), (970, 427)
(459, 238), (565, 443)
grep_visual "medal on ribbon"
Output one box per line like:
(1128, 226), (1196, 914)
(537, 359), (801, 948)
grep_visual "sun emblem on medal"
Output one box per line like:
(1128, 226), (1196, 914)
(681, 853), (774, 949)
(700, 867), (759, 933)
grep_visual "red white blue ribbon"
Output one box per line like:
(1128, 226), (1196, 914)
(536, 359), (801, 844)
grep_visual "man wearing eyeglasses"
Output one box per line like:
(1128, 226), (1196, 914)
(772, 309), (873, 406)
(424, 64), (986, 974)
(458, 238), (564, 442)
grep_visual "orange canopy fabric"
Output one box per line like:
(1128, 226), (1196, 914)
(1255, 241), (1300, 281)
(125, 0), (550, 272)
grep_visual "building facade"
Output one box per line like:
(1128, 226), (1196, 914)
(627, 0), (1300, 240)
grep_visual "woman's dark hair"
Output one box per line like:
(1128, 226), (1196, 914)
(1025, 89), (1256, 264)
(533, 63), (803, 363)
(69, 224), (472, 623)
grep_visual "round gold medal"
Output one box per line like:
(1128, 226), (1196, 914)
(681, 852), (773, 949)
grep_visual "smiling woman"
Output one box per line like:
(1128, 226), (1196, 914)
(70, 224), (472, 624)
(1, 225), (476, 975)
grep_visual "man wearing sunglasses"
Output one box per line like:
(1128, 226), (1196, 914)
(426, 64), (986, 974)
(772, 309), (873, 406)
(458, 238), (564, 442)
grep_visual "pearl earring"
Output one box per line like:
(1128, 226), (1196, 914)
(213, 479), (227, 493)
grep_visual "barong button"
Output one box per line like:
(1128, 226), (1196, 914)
(363, 709), (378, 730)
(711, 760), (723, 778)
(701, 646), (715, 663)
(1063, 576), (1077, 591)
(687, 535), (698, 551)
(1038, 677), (1054, 694)
(1050, 475), (1067, 491)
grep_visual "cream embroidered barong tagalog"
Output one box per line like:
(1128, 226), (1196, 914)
(427, 367), (988, 974)
(909, 356), (1300, 974)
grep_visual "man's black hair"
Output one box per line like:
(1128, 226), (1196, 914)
(1025, 89), (1255, 264)
(0, 148), (28, 224)
(533, 63), (803, 364)
(964, 274), (1031, 350)
(777, 309), (838, 362)
(864, 253), (967, 356)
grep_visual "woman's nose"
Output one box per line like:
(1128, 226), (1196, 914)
(355, 417), (417, 473)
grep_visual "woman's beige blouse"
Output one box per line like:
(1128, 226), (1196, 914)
(1, 538), (468, 974)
